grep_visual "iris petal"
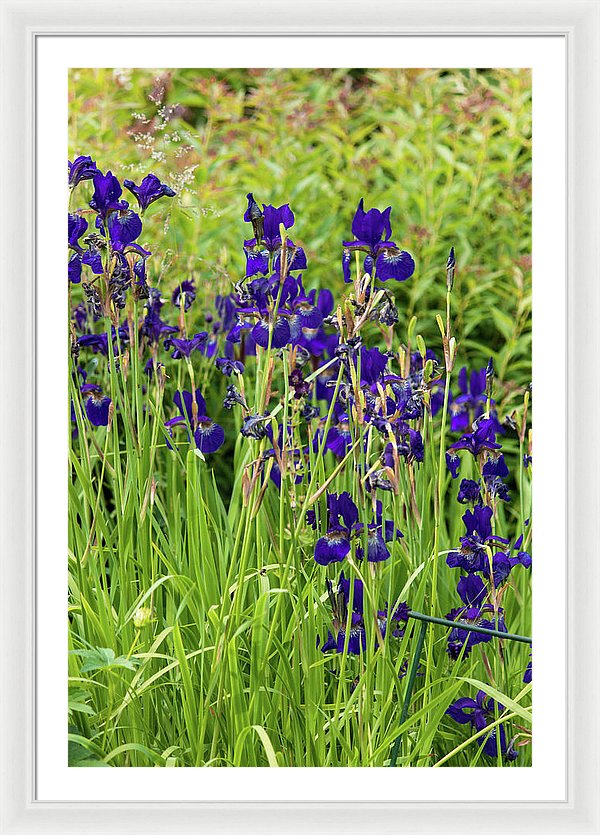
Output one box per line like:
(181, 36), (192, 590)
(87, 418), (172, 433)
(194, 419), (225, 454)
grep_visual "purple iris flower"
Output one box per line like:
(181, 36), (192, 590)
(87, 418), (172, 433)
(81, 246), (104, 275)
(68, 214), (92, 283)
(81, 384), (111, 427)
(196, 328), (218, 359)
(382, 422), (424, 466)
(226, 275), (294, 350)
(482, 535), (532, 586)
(446, 690), (517, 760)
(68, 213), (88, 250)
(193, 418), (225, 454)
(77, 326), (128, 356)
(342, 199), (415, 283)
(215, 293), (238, 331)
(243, 200), (306, 277)
(461, 505), (496, 549)
(72, 303), (88, 333)
(294, 288), (336, 358)
(164, 389), (224, 454)
(89, 171), (128, 216)
(171, 279), (196, 311)
(133, 257), (150, 297)
(258, 203), (294, 250)
(251, 315), (291, 349)
(287, 281), (324, 339)
(446, 451), (461, 479)
(445, 577), (507, 661)
(355, 525), (390, 563)
(77, 332), (109, 355)
(105, 209), (143, 251)
(273, 242), (307, 275)
(344, 199), (392, 256)
(324, 413), (353, 457)
(141, 308), (178, 345)
(164, 332), (208, 359)
(228, 274), (320, 353)
(321, 573), (369, 655)
(523, 651), (532, 684)
(445, 620), (494, 661)
(359, 346), (389, 385)
(320, 613), (367, 655)
(68, 155), (99, 188)
(404, 427), (424, 462)
(243, 244), (269, 278)
(215, 357), (245, 377)
(398, 349), (445, 417)
(457, 573), (488, 608)
(171, 389), (207, 424)
(381, 376), (421, 421)
(457, 478), (482, 504)
(450, 367), (490, 433)
(446, 506), (508, 574)
(319, 571), (409, 655)
(314, 492), (360, 565)
(123, 173), (176, 212)
(482, 454), (511, 502)
(69, 253), (83, 284)
(448, 417), (502, 457)
(376, 503), (403, 545)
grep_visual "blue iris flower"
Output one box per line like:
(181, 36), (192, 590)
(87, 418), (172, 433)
(342, 198), (415, 283)
(164, 389), (224, 454)
(445, 574), (506, 660)
(448, 416), (502, 457)
(68, 213), (88, 250)
(446, 506), (509, 573)
(215, 357), (245, 377)
(243, 198), (307, 278)
(450, 366), (489, 433)
(446, 690), (518, 760)
(164, 332), (209, 359)
(89, 170), (128, 217)
(123, 174), (176, 212)
(319, 572), (409, 655)
(314, 492), (360, 565)
(457, 478), (482, 504)
(68, 155), (99, 188)
(171, 280), (196, 311)
(81, 383), (112, 427)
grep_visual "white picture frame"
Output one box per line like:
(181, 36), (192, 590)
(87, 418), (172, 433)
(1, 1), (599, 832)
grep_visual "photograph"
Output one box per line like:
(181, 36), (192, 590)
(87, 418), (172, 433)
(67, 66), (533, 768)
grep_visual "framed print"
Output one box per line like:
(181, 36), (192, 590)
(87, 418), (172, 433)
(1, 1), (599, 833)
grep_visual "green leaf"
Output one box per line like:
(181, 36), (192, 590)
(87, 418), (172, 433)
(70, 647), (139, 673)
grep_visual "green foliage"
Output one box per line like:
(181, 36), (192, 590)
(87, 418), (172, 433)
(69, 647), (140, 674)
